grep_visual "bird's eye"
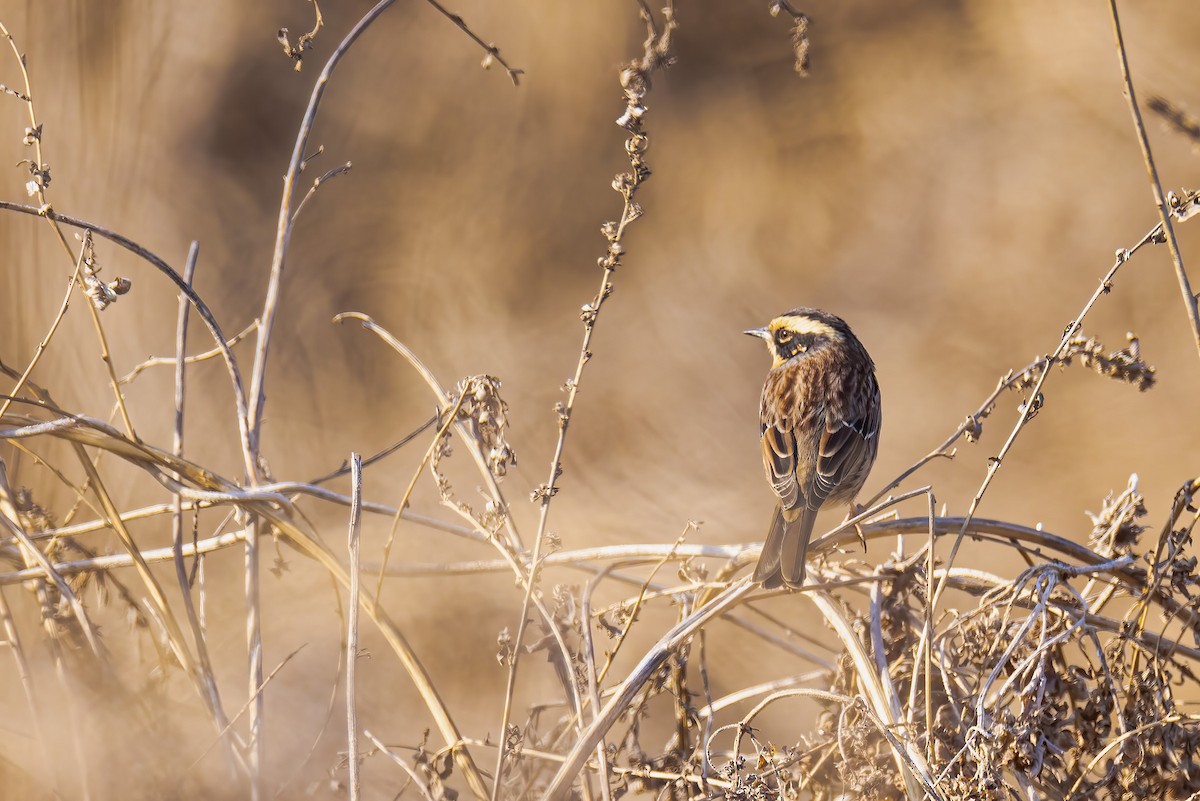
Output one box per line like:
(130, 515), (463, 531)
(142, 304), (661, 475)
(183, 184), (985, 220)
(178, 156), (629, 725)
(777, 330), (793, 343)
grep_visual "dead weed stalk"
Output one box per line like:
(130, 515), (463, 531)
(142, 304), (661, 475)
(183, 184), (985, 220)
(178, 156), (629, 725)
(1, 4), (1199, 801)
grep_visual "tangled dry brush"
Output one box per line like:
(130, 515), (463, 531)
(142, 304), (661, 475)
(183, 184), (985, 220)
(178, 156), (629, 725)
(2, 3), (1200, 801)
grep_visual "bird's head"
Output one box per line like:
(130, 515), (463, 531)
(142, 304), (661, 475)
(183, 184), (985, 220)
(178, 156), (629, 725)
(744, 307), (853, 368)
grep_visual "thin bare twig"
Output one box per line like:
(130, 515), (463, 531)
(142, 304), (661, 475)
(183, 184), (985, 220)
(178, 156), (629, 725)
(306, 414), (438, 485)
(0, 230), (90, 421)
(0, 529), (248, 585)
(495, 8), (676, 794)
(363, 730), (439, 801)
(0, 586), (52, 787)
(422, 0), (523, 85)
(1107, 0), (1200, 366)
(119, 319), (258, 385)
(278, 0), (324, 72)
(927, 198), (1196, 613)
(347, 454), (363, 801)
(0, 199), (256, 476)
(291, 161), (352, 223)
(0, 461), (106, 658)
(245, 511), (264, 801)
(187, 645), (308, 775)
(1148, 96), (1200, 145)
(171, 241), (242, 774)
(0, 408), (490, 798)
(375, 398), (463, 604)
(540, 578), (754, 801)
(252, 0), (398, 467)
(333, 313), (582, 723)
(596, 528), (689, 684)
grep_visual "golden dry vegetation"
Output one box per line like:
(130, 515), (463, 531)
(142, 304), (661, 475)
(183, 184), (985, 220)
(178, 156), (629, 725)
(1, 2), (1200, 799)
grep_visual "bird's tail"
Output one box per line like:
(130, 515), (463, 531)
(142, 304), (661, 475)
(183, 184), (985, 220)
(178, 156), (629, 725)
(753, 505), (819, 590)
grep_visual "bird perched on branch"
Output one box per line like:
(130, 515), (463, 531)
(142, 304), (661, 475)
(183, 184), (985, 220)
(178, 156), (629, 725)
(745, 308), (881, 589)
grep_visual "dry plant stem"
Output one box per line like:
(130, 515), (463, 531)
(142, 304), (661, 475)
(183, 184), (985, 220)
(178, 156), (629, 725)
(1107, 0), (1200, 366)
(0, 231), (90, 421)
(0, 22), (50, 213)
(80, 270), (137, 438)
(120, 320), (258, 385)
(307, 414), (439, 485)
(869, 577), (909, 756)
(697, 672), (827, 718)
(0, 199), (256, 472)
(0, 25), (140, 439)
(171, 243), (241, 773)
(696, 631), (714, 792)
(347, 454), (363, 801)
(1065, 714), (1200, 799)
(245, 516), (264, 801)
(363, 730), (439, 801)
(372, 542), (748, 576)
(70, 442), (241, 737)
(596, 531), (686, 684)
(929, 222), (1162, 615)
(421, 0), (523, 84)
(334, 315), (580, 710)
(540, 579), (754, 801)
(0, 471), (470, 545)
(579, 569), (615, 801)
(0, 529), (248, 585)
(291, 162), (352, 224)
(810, 590), (926, 801)
(0, 396), (1173, 618)
(866, 201), (1184, 511)
(498, 9), (674, 789)
(0, 414), (490, 799)
(924, 492), (935, 765)
(333, 314), (525, 550)
(0, 586), (52, 788)
(250, 0), (399, 463)
(374, 396), (465, 604)
(187, 645), (307, 776)
(0, 462), (105, 657)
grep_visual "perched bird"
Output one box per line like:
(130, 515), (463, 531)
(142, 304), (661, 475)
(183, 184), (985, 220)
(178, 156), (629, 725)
(745, 308), (881, 589)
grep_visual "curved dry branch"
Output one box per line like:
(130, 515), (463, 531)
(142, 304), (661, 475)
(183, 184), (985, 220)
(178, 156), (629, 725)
(0, 411), (488, 800)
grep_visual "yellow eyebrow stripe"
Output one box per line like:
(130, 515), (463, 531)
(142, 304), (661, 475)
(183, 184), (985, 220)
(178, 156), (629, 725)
(770, 316), (836, 338)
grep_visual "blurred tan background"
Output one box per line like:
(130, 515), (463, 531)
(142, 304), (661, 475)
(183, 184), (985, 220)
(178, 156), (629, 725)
(2, 0), (1200, 797)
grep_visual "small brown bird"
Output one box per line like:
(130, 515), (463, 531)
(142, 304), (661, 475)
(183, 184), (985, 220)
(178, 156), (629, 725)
(745, 308), (881, 589)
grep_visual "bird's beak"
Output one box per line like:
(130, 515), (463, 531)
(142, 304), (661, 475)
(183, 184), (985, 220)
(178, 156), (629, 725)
(743, 327), (771, 341)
